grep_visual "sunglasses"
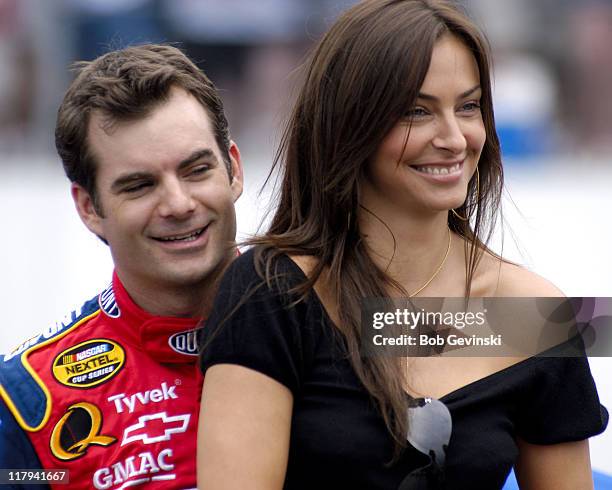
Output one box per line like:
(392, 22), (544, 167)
(398, 397), (452, 490)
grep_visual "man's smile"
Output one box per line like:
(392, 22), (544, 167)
(151, 226), (208, 243)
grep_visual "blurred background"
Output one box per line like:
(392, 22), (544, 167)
(0, 0), (611, 483)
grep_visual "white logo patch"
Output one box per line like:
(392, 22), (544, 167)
(168, 329), (199, 356)
(99, 283), (120, 318)
(121, 412), (190, 446)
(93, 448), (175, 489)
(107, 381), (178, 414)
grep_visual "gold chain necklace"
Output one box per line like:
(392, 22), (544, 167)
(408, 228), (452, 297)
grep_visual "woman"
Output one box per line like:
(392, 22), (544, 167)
(198, 1), (607, 488)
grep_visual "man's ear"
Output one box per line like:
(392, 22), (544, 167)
(71, 183), (105, 239)
(228, 141), (244, 202)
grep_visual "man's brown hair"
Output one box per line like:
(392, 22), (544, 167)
(55, 43), (231, 212)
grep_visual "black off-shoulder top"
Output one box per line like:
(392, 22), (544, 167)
(200, 248), (608, 490)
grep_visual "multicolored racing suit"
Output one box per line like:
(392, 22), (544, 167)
(0, 272), (202, 489)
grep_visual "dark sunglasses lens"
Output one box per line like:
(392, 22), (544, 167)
(406, 398), (452, 466)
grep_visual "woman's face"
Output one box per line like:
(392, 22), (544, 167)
(361, 33), (486, 218)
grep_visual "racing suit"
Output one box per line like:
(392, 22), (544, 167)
(0, 272), (202, 489)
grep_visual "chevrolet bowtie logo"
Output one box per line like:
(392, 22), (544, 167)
(121, 412), (190, 446)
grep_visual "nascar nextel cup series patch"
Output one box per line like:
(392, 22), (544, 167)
(52, 339), (126, 388)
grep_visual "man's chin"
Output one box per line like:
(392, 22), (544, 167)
(159, 267), (216, 289)
(163, 255), (233, 288)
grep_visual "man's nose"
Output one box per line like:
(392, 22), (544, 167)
(157, 180), (196, 218)
(432, 114), (468, 155)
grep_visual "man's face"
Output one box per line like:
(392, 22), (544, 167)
(73, 87), (243, 306)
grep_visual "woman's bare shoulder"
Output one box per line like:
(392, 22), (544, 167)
(475, 252), (565, 298)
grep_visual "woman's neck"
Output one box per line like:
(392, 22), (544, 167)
(358, 207), (456, 295)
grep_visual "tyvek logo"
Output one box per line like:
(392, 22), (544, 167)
(168, 329), (199, 356)
(121, 412), (190, 446)
(107, 381), (178, 414)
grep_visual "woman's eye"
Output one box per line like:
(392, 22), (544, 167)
(406, 107), (429, 118)
(461, 101), (481, 112)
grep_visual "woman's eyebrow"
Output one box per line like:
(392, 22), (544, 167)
(417, 84), (482, 101)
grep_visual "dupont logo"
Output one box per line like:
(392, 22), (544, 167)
(168, 329), (198, 356)
(52, 339), (126, 388)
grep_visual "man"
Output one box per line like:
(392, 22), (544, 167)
(0, 44), (243, 489)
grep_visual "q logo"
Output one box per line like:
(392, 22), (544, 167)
(50, 402), (116, 461)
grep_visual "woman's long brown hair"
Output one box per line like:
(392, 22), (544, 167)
(248, 0), (503, 460)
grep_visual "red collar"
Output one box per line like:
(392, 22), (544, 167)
(97, 272), (202, 363)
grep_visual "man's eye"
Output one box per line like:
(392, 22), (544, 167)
(187, 165), (210, 177)
(123, 182), (152, 193)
